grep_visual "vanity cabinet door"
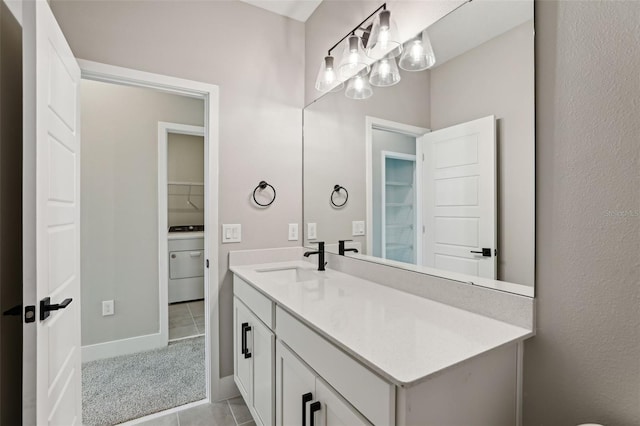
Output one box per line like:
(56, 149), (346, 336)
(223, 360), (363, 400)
(234, 298), (254, 405)
(275, 340), (316, 426)
(276, 340), (371, 426)
(234, 296), (275, 426)
(252, 315), (274, 426)
(315, 379), (371, 426)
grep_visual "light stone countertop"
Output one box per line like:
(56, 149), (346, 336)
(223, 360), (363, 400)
(231, 260), (534, 387)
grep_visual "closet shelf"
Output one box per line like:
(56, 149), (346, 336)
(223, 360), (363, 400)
(385, 243), (413, 250)
(385, 181), (413, 187)
(385, 203), (413, 207)
(385, 224), (413, 229)
(168, 181), (204, 187)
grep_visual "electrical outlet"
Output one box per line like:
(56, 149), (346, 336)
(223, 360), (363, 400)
(222, 224), (242, 243)
(102, 300), (114, 316)
(308, 223), (317, 240)
(352, 220), (365, 236)
(288, 223), (299, 241)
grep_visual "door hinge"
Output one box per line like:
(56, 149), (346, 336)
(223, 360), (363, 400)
(206, 259), (209, 268)
(494, 248), (498, 257)
(422, 225), (425, 233)
(25, 305), (36, 323)
(422, 153), (425, 161)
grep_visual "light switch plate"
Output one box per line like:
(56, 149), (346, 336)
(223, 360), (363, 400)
(352, 220), (365, 236)
(222, 224), (242, 243)
(288, 223), (299, 241)
(308, 223), (317, 240)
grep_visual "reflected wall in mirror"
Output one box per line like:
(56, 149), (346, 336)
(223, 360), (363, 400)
(303, 0), (534, 294)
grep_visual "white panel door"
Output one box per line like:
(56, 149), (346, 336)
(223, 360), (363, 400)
(23, 0), (82, 424)
(275, 340), (316, 426)
(419, 116), (496, 279)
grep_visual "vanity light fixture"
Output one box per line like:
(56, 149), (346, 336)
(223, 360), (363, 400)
(369, 54), (401, 87)
(337, 34), (371, 80)
(345, 72), (373, 100)
(315, 55), (344, 92)
(314, 3), (388, 94)
(399, 31), (436, 71)
(366, 9), (402, 60)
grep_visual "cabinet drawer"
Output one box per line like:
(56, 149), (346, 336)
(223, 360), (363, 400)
(234, 276), (274, 329)
(276, 307), (395, 426)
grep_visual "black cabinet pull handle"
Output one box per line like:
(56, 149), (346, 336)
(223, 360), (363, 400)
(302, 392), (312, 426)
(40, 297), (73, 321)
(309, 401), (321, 426)
(241, 322), (252, 359)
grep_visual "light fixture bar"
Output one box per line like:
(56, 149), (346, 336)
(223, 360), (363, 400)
(326, 3), (387, 56)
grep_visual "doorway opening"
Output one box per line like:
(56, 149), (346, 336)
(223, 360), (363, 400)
(76, 61), (223, 425)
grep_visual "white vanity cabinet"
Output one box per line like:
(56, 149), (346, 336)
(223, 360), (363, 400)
(232, 268), (530, 426)
(233, 281), (275, 426)
(275, 340), (371, 426)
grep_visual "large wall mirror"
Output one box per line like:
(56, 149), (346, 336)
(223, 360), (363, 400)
(303, 0), (535, 296)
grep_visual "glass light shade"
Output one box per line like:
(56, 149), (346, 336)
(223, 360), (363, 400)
(369, 56), (401, 87)
(345, 73), (373, 100)
(399, 32), (436, 71)
(338, 35), (371, 80)
(315, 55), (344, 93)
(366, 10), (402, 60)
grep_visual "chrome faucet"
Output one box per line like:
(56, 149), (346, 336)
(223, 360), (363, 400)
(338, 240), (359, 256)
(303, 241), (326, 271)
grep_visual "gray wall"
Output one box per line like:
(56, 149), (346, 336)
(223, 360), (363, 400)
(168, 133), (205, 227)
(303, 71), (430, 249)
(0, 2), (22, 422)
(51, 0), (305, 376)
(524, 1), (640, 424)
(430, 20), (535, 286)
(80, 80), (204, 346)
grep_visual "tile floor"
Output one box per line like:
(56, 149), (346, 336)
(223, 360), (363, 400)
(169, 300), (205, 341)
(136, 396), (254, 426)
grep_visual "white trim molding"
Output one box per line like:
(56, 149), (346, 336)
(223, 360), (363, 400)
(81, 333), (165, 363)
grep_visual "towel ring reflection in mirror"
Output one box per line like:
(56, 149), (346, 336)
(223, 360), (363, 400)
(331, 185), (348, 208)
(253, 180), (276, 207)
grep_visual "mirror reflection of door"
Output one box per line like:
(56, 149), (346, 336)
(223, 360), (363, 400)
(419, 115), (497, 279)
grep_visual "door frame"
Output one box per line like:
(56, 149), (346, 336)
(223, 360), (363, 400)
(365, 116), (429, 257)
(380, 151), (417, 261)
(158, 122), (205, 347)
(78, 60), (230, 403)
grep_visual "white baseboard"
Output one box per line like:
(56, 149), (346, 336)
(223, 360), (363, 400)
(81, 332), (166, 362)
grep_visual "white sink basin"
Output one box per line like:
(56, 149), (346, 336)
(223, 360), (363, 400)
(255, 266), (323, 283)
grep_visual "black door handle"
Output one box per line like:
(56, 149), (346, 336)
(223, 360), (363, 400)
(470, 248), (492, 257)
(309, 401), (321, 426)
(40, 297), (72, 321)
(302, 392), (312, 426)
(241, 322), (252, 359)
